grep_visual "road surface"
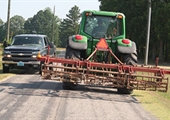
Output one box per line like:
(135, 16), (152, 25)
(0, 75), (158, 120)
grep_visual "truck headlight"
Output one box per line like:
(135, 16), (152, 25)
(32, 51), (40, 58)
(3, 51), (11, 58)
(3, 54), (11, 58)
(32, 55), (37, 58)
(6, 54), (12, 57)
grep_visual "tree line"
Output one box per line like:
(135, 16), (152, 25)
(1, 1), (170, 62)
(0, 5), (80, 48)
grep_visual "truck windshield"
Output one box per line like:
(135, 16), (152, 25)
(11, 36), (43, 46)
(84, 15), (123, 38)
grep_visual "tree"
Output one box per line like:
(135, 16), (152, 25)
(24, 17), (33, 33)
(0, 18), (5, 42)
(0, 18), (3, 26)
(24, 7), (61, 46)
(59, 5), (81, 47)
(10, 15), (25, 37)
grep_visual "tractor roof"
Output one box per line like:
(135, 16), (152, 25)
(82, 10), (125, 17)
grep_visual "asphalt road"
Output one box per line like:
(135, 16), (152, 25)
(0, 75), (158, 120)
(0, 51), (158, 120)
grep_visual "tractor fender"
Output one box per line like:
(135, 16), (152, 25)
(68, 35), (87, 50)
(117, 41), (137, 54)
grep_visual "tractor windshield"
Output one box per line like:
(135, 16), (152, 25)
(84, 15), (123, 39)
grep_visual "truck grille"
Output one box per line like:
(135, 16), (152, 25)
(10, 51), (32, 58)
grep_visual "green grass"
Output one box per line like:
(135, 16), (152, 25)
(132, 73), (170, 120)
(132, 90), (170, 120)
(131, 65), (170, 120)
(57, 47), (66, 51)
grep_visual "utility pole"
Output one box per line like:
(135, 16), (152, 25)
(144, 0), (152, 65)
(6, 0), (11, 42)
(52, 6), (55, 43)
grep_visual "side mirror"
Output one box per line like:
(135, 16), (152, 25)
(49, 42), (54, 48)
(3, 41), (8, 48)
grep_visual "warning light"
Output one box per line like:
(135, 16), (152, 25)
(122, 39), (130, 44)
(85, 12), (92, 16)
(75, 35), (83, 40)
(96, 38), (109, 50)
(86, 12), (90, 16)
(117, 15), (123, 18)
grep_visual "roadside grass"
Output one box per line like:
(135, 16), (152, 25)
(57, 47), (65, 51)
(132, 90), (170, 120)
(132, 73), (170, 120)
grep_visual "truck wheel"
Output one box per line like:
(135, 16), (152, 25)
(3, 64), (9, 73)
(39, 61), (44, 74)
(117, 52), (138, 94)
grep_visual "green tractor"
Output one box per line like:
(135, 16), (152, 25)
(64, 10), (137, 93)
(66, 10), (137, 64)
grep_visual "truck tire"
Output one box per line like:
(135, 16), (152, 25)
(117, 52), (138, 94)
(39, 61), (44, 74)
(3, 64), (9, 73)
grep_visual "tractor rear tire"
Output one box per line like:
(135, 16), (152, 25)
(117, 52), (138, 94)
(65, 46), (81, 60)
(63, 46), (80, 90)
(123, 52), (138, 65)
(62, 82), (76, 90)
(117, 87), (133, 94)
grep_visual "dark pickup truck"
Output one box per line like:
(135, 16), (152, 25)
(2, 34), (56, 73)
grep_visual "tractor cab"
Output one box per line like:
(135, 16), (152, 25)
(79, 10), (125, 40)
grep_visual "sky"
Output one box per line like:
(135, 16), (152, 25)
(0, 0), (100, 22)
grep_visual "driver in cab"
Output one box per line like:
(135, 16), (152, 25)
(92, 19), (107, 37)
